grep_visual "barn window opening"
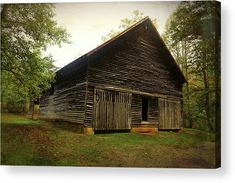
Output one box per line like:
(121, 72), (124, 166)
(142, 97), (148, 121)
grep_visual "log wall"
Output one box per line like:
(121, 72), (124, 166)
(39, 83), (87, 124)
(85, 27), (182, 128)
(87, 26), (182, 98)
(39, 61), (88, 124)
(148, 97), (159, 123)
(131, 94), (142, 124)
(84, 85), (95, 128)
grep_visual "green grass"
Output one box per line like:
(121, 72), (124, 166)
(1, 113), (216, 168)
(1, 113), (43, 125)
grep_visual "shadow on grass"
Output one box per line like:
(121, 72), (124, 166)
(48, 120), (84, 133)
(95, 129), (131, 134)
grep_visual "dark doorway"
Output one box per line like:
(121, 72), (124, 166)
(142, 97), (148, 121)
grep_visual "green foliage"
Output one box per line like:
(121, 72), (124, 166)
(163, 1), (220, 132)
(101, 10), (158, 42)
(1, 4), (70, 112)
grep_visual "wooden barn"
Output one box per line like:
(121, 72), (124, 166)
(39, 17), (186, 134)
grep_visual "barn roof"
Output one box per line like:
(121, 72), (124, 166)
(57, 17), (186, 83)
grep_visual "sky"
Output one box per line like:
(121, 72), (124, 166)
(45, 1), (180, 68)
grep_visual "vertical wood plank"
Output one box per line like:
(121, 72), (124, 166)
(94, 89), (132, 131)
(158, 98), (182, 130)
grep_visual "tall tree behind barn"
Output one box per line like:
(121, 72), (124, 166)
(39, 17), (186, 134)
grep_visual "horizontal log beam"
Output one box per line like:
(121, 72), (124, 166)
(88, 82), (182, 100)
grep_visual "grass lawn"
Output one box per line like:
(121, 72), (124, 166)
(1, 113), (216, 168)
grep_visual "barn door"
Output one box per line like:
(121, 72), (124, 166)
(94, 89), (132, 131)
(158, 98), (181, 130)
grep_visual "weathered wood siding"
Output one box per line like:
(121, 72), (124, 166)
(39, 61), (88, 124)
(93, 89), (132, 130)
(158, 98), (182, 130)
(85, 26), (183, 130)
(148, 97), (158, 123)
(131, 94), (142, 124)
(87, 26), (182, 98)
(84, 85), (95, 128)
(40, 83), (86, 123)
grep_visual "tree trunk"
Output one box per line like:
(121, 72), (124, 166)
(202, 68), (213, 131)
(202, 51), (214, 132)
(185, 80), (193, 128)
(28, 100), (35, 120)
(183, 40), (193, 128)
(1, 5), (7, 21)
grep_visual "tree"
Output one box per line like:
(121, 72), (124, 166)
(101, 10), (158, 42)
(163, 1), (220, 132)
(1, 4), (70, 118)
